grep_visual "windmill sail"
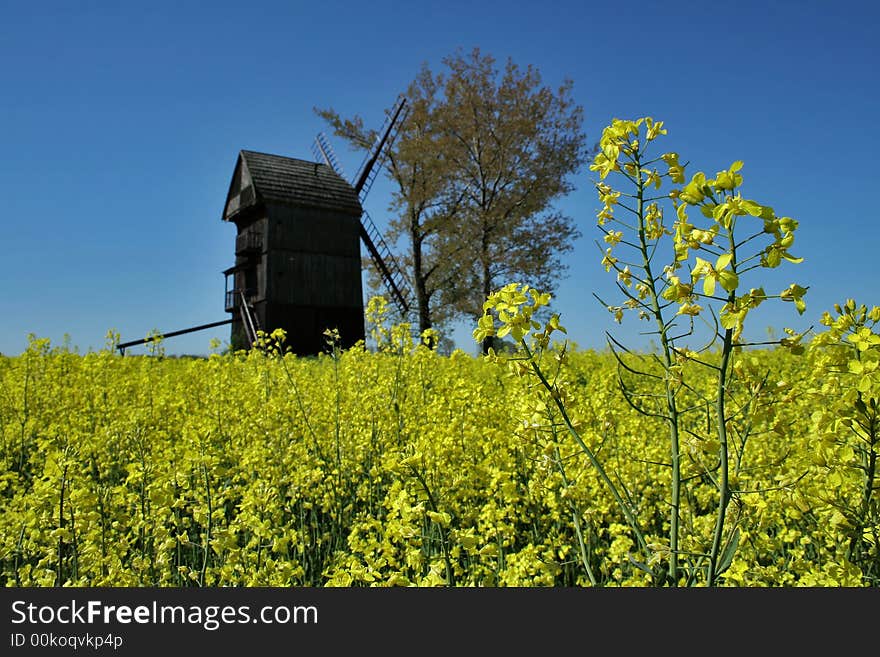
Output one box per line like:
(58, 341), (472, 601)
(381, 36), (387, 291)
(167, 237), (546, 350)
(358, 208), (413, 316)
(312, 95), (413, 318)
(352, 94), (408, 202)
(313, 132), (347, 180)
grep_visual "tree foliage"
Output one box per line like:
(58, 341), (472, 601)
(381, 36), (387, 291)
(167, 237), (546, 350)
(316, 48), (589, 346)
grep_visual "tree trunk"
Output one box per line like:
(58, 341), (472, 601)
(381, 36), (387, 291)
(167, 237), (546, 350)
(480, 242), (493, 355)
(410, 220), (435, 348)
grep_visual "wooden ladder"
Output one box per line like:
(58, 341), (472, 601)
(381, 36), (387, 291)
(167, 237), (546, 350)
(238, 290), (261, 347)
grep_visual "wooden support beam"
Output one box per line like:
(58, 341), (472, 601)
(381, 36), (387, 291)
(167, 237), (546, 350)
(117, 318), (233, 354)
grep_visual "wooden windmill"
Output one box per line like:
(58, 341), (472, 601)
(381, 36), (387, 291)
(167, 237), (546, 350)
(114, 95), (412, 356)
(219, 94), (413, 354)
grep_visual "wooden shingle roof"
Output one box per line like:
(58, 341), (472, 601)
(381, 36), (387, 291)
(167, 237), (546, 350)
(222, 149), (362, 221)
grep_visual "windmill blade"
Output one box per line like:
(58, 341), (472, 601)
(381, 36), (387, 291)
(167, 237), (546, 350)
(359, 209), (413, 317)
(311, 97), (414, 319)
(312, 132), (346, 177)
(352, 94), (409, 202)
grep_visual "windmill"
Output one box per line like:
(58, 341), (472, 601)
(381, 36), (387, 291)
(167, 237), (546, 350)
(311, 93), (413, 321)
(212, 93), (415, 355)
(114, 95), (413, 356)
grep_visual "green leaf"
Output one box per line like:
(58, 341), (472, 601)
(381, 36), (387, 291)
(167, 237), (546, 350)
(715, 253), (733, 271)
(717, 270), (739, 292)
(677, 202), (689, 222)
(720, 310), (740, 329)
(703, 275), (717, 297)
(717, 527), (741, 576)
(741, 200), (764, 216)
(628, 554), (655, 576)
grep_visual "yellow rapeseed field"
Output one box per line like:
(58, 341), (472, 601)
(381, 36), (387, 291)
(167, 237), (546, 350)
(0, 309), (876, 587)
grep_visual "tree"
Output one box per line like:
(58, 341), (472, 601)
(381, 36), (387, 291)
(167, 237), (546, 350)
(317, 47), (589, 351)
(316, 65), (462, 340)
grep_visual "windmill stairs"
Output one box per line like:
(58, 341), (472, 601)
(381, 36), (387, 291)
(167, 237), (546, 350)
(236, 289), (262, 348)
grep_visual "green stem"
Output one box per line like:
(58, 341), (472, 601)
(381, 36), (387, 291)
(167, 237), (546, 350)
(522, 342), (652, 562)
(707, 325), (733, 585)
(633, 149), (681, 585)
(408, 465), (455, 586)
(56, 466), (68, 585)
(847, 386), (877, 567)
(553, 441), (598, 586)
(201, 463), (213, 586)
(707, 225), (738, 586)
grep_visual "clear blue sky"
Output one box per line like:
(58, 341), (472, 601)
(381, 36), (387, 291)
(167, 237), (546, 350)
(2, 0), (877, 356)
